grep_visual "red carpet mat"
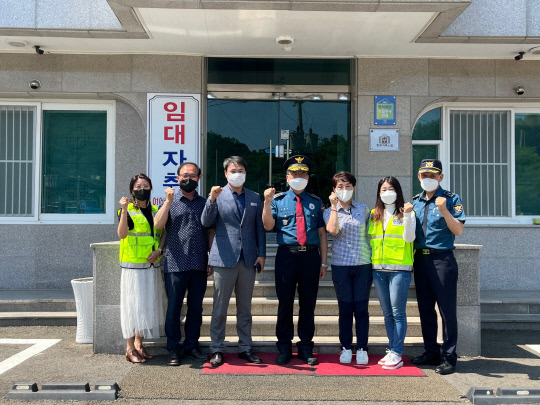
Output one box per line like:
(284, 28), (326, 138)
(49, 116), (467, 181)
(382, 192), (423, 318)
(202, 352), (313, 375)
(314, 354), (426, 376)
(202, 353), (425, 376)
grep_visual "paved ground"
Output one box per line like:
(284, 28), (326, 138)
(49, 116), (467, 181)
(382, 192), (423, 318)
(0, 326), (538, 404)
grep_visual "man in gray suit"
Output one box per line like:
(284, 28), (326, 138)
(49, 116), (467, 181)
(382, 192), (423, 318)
(201, 156), (266, 367)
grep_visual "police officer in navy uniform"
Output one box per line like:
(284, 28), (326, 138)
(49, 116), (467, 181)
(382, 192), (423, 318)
(410, 159), (465, 375)
(262, 155), (328, 366)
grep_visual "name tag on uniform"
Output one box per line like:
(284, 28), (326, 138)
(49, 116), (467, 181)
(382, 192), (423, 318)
(251, 202), (257, 206)
(392, 218), (403, 226)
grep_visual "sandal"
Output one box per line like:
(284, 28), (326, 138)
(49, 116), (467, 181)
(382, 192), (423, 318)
(137, 346), (154, 360)
(126, 348), (146, 363)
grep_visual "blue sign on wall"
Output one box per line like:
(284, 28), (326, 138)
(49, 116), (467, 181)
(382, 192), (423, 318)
(374, 96), (396, 125)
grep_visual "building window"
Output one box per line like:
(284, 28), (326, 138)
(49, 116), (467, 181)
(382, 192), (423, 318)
(449, 110), (511, 217)
(515, 113), (540, 215)
(412, 107), (441, 197)
(0, 101), (115, 223)
(412, 106), (540, 221)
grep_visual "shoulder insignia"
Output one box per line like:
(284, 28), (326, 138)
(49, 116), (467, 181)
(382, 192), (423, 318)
(453, 204), (463, 213)
(309, 193), (321, 201)
(443, 190), (455, 198)
(274, 192), (286, 199)
(412, 194), (420, 200)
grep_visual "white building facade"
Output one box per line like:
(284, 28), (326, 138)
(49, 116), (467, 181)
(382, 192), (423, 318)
(0, 0), (539, 292)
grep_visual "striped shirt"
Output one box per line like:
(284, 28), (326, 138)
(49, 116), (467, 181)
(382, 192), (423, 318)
(323, 201), (371, 266)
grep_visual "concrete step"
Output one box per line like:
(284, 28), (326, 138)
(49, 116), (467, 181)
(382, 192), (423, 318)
(188, 315), (423, 337)
(184, 297), (420, 317)
(145, 335), (425, 355)
(0, 311), (77, 326)
(0, 289), (75, 312)
(204, 280), (417, 299)
(481, 314), (540, 330)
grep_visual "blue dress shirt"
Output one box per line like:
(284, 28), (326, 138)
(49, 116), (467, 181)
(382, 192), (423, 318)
(271, 189), (325, 245)
(412, 187), (466, 250)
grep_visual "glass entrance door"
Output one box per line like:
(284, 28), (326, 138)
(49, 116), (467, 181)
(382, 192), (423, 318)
(206, 95), (350, 204)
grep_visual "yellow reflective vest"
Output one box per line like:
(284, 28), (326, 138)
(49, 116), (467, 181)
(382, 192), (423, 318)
(368, 209), (413, 271)
(119, 203), (163, 269)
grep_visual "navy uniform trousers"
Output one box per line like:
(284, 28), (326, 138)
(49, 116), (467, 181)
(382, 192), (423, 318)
(275, 246), (321, 353)
(413, 250), (458, 365)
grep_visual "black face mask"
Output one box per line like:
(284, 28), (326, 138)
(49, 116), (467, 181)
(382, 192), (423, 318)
(179, 178), (198, 193)
(133, 189), (151, 201)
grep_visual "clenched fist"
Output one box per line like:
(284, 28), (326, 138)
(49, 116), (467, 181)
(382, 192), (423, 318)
(403, 202), (413, 213)
(435, 196), (448, 212)
(209, 186), (223, 202)
(329, 192), (338, 208)
(264, 187), (276, 202)
(164, 187), (175, 203)
(119, 197), (129, 210)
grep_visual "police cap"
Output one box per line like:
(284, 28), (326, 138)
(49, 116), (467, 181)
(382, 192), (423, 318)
(283, 155), (312, 171)
(418, 158), (442, 174)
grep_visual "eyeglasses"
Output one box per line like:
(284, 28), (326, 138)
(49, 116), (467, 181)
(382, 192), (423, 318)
(178, 174), (198, 180)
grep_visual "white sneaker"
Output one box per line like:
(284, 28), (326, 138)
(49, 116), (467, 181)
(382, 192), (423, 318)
(339, 347), (353, 364)
(356, 348), (369, 365)
(382, 352), (403, 370)
(378, 349), (392, 365)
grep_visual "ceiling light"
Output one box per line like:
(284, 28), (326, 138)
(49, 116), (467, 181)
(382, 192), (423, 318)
(207, 93), (216, 99)
(283, 46), (293, 52)
(338, 93), (349, 101)
(311, 94), (322, 100)
(276, 36), (294, 46)
(528, 46), (540, 55)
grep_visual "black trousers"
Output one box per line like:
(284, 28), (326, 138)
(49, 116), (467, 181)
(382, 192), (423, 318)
(275, 246), (321, 353)
(413, 250), (458, 365)
(164, 270), (207, 352)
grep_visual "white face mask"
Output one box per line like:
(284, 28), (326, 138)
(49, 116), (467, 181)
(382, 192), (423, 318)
(380, 190), (397, 205)
(336, 189), (353, 202)
(227, 172), (246, 188)
(288, 177), (308, 191)
(420, 178), (439, 192)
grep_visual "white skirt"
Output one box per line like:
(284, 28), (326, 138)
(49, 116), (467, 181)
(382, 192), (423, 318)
(120, 265), (166, 339)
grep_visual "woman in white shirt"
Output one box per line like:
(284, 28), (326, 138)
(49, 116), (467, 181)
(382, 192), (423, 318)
(368, 176), (416, 370)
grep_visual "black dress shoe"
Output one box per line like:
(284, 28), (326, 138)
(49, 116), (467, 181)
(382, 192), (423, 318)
(239, 350), (262, 364)
(167, 350), (181, 366)
(210, 352), (224, 367)
(435, 360), (456, 375)
(276, 350), (293, 365)
(184, 347), (207, 360)
(298, 351), (319, 365)
(410, 352), (441, 366)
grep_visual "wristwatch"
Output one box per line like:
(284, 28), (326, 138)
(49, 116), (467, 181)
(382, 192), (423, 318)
(321, 263), (328, 268)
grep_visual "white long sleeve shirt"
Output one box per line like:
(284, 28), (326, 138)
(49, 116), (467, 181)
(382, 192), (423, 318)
(382, 204), (416, 243)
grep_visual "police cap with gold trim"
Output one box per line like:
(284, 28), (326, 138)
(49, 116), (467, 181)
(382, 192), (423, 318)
(283, 155), (312, 171)
(418, 158), (442, 174)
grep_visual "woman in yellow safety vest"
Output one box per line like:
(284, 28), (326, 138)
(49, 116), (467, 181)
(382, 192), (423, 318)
(118, 173), (165, 363)
(368, 176), (416, 370)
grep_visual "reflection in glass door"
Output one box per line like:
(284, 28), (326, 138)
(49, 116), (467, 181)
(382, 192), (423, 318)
(206, 97), (350, 204)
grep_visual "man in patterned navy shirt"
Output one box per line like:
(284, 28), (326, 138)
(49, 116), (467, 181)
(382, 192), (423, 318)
(155, 162), (212, 366)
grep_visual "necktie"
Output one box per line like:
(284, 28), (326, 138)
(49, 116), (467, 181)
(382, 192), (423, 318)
(295, 195), (307, 246)
(422, 201), (430, 236)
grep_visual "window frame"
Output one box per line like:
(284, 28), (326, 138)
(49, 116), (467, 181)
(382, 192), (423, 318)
(413, 102), (540, 225)
(0, 100), (116, 224)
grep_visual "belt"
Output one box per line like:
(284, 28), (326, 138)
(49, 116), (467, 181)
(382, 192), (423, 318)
(280, 245), (318, 252)
(417, 248), (453, 255)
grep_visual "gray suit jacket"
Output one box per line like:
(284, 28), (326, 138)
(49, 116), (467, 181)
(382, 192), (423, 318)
(201, 185), (266, 268)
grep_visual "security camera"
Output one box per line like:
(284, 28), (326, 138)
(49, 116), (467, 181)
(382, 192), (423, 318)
(29, 80), (41, 90)
(34, 45), (44, 55)
(514, 52), (525, 61)
(514, 85), (525, 96)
